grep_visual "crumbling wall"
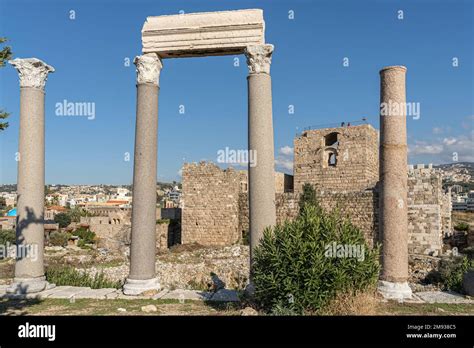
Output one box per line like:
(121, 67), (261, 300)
(238, 190), (377, 246)
(293, 124), (379, 194)
(407, 165), (449, 256)
(318, 189), (379, 247)
(181, 162), (240, 246)
(238, 192), (299, 237)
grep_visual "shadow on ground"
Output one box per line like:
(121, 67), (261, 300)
(0, 298), (42, 315)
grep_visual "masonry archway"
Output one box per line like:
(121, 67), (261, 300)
(124, 9), (277, 295)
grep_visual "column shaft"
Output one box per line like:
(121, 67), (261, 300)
(124, 53), (162, 295)
(15, 87), (46, 280)
(129, 83), (159, 280)
(7, 58), (54, 294)
(378, 65), (412, 299)
(247, 73), (276, 262)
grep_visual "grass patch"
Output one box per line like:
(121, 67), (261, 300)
(0, 298), (241, 316)
(45, 265), (122, 289)
(1, 297), (472, 316)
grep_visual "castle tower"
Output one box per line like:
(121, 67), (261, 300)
(293, 124), (379, 193)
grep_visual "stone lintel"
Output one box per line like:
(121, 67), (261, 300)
(142, 9), (265, 58)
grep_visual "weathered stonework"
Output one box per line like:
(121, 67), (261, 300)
(9, 58), (55, 90)
(181, 129), (450, 265)
(182, 162), (241, 246)
(134, 54), (163, 85)
(8, 58), (55, 294)
(245, 44), (273, 74)
(318, 190), (379, 247)
(182, 163), (297, 246)
(294, 124), (379, 194)
(142, 9), (265, 58)
(408, 164), (452, 256)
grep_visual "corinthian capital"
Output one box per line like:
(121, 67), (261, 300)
(134, 54), (163, 85)
(9, 58), (55, 90)
(244, 44), (274, 75)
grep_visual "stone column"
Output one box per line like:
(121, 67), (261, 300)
(378, 65), (412, 300)
(7, 58), (54, 294)
(245, 44), (277, 264)
(123, 54), (162, 295)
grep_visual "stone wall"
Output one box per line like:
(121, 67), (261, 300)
(275, 172), (294, 193)
(318, 189), (379, 246)
(182, 162), (297, 246)
(293, 124), (379, 194)
(182, 162), (241, 246)
(407, 165), (451, 256)
(156, 220), (181, 249)
(82, 221), (131, 253)
(180, 129), (452, 256)
(238, 192), (299, 236)
(238, 190), (377, 246)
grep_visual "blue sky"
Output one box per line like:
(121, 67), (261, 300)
(0, 0), (472, 184)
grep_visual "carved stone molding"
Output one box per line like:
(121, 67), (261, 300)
(245, 44), (274, 75)
(9, 58), (55, 90)
(134, 54), (163, 85)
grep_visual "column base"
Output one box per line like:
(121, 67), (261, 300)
(7, 276), (55, 294)
(123, 277), (160, 296)
(378, 280), (412, 300)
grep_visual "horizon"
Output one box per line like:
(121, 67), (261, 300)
(0, 159), (472, 186)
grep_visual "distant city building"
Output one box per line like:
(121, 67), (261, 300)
(452, 190), (474, 211)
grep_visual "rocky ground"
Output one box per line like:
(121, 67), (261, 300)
(1, 244), (473, 316)
(0, 244), (250, 290)
(81, 244), (250, 290)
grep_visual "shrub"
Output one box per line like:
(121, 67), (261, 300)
(49, 231), (69, 247)
(437, 255), (473, 293)
(73, 227), (96, 247)
(298, 183), (318, 213)
(0, 229), (15, 260)
(454, 222), (469, 232)
(252, 203), (380, 314)
(54, 213), (71, 228)
(156, 219), (170, 224)
(46, 265), (122, 289)
(242, 229), (250, 246)
(0, 229), (15, 246)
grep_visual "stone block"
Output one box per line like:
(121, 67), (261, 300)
(142, 9), (265, 58)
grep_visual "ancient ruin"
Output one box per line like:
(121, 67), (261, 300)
(6, 9), (453, 301)
(7, 58), (55, 294)
(124, 9), (277, 295)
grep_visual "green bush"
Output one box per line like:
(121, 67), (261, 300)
(54, 213), (72, 228)
(49, 231), (69, 247)
(73, 227), (96, 247)
(46, 265), (122, 289)
(437, 255), (473, 293)
(252, 202), (380, 314)
(242, 229), (250, 246)
(0, 229), (15, 246)
(299, 183), (318, 213)
(454, 222), (469, 232)
(156, 219), (171, 224)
